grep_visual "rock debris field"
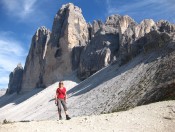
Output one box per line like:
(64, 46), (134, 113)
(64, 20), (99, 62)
(0, 101), (175, 132)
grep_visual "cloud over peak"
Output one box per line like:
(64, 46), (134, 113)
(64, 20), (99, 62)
(1, 0), (38, 19)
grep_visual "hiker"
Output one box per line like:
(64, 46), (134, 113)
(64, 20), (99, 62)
(55, 81), (71, 120)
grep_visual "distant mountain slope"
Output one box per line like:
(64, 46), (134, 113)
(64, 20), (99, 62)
(0, 79), (78, 121)
(68, 41), (175, 116)
(0, 89), (6, 97)
(0, 39), (175, 121)
(7, 3), (175, 93)
(1, 2), (175, 123)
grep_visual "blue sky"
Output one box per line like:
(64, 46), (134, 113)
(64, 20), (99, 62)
(0, 0), (175, 89)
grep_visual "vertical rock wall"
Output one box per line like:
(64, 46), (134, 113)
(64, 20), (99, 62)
(42, 3), (89, 86)
(21, 27), (51, 92)
(8, 3), (175, 92)
(7, 64), (23, 94)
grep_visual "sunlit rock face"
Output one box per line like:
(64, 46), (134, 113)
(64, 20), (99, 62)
(42, 3), (89, 87)
(9, 3), (175, 93)
(21, 27), (51, 92)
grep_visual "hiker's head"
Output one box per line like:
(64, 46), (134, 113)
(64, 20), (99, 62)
(59, 81), (64, 87)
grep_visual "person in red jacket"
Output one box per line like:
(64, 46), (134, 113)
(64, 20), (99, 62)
(55, 81), (71, 120)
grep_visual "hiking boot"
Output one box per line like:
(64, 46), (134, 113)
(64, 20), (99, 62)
(59, 115), (62, 120)
(66, 115), (71, 120)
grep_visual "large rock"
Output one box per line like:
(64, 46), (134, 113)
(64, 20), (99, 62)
(92, 20), (104, 36)
(157, 20), (175, 33)
(21, 27), (51, 92)
(105, 15), (137, 34)
(119, 19), (158, 64)
(134, 19), (156, 38)
(78, 24), (119, 80)
(119, 19), (175, 65)
(7, 64), (23, 94)
(77, 14), (175, 80)
(42, 3), (89, 86)
(78, 15), (138, 79)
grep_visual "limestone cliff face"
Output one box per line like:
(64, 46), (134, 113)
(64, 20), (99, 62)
(7, 64), (23, 94)
(77, 14), (175, 79)
(42, 3), (89, 86)
(78, 25), (119, 79)
(5, 3), (175, 119)
(119, 19), (175, 64)
(119, 19), (156, 64)
(21, 27), (51, 92)
(20, 3), (89, 91)
(78, 15), (137, 79)
(105, 15), (137, 34)
(9, 3), (175, 93)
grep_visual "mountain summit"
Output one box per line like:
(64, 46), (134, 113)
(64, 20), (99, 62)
(6, 3), (175, 110)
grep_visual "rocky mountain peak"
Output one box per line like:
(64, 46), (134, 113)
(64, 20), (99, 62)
(8, 3), (175, 93)
(156, 20), (175, 33)
(3, 4), (175, 126)
(19, 26), (51, 92)
(105, 14), (137, 33)
(36, 26), (51, 35)
(51, 2), (88, 47)
(91, 20), (104, 36)
(19, 2), (89, 91)
(60, 3), (82, 13)
(7, 64), (23, 94)
(140, 19), (155, 25)
(16, 63), (23, 69)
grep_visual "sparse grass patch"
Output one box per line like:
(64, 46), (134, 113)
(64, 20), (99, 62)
(2, 119), (13, 124)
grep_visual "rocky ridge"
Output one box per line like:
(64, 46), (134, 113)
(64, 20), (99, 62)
(21, 27), (51, 92)
(7, 63), (23, 94)
(7, 3), (175, 97)
(42, 3), (89, 87)
(19, 3), (89, 92)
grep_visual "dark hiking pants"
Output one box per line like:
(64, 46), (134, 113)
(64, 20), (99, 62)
(57, 98), (67, 112)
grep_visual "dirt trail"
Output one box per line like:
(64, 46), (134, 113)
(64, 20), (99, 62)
(1, 101), (175, 132)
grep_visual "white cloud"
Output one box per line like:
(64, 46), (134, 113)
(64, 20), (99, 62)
(1, 0), (38, 19)
(0, 40), (25, 57)
(106, 0), (175, 23)
(0, 0), (63, 25)
(0, 31), (26, 88)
